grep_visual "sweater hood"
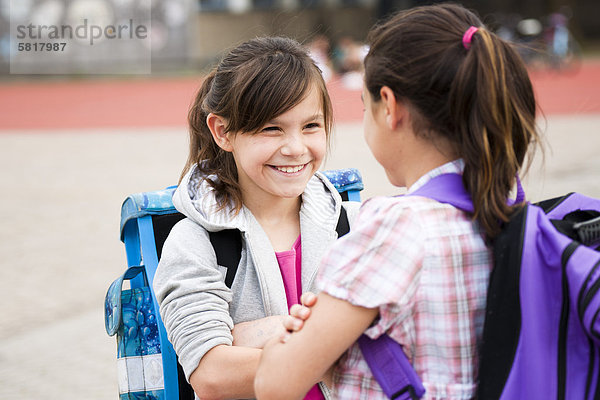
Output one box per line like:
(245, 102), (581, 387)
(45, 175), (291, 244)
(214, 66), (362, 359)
(172, 163), (343, 233)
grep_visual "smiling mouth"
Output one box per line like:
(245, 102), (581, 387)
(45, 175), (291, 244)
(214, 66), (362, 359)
(272, 163), (308, 174)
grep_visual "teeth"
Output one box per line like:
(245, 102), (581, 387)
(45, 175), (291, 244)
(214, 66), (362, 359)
(276, 165), (304, 173)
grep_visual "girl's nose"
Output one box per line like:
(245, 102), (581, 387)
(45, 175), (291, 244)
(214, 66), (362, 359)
(280, 132), (306, 157)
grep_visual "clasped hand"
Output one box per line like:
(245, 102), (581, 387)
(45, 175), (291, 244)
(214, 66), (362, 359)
(281, 292), (318, 343)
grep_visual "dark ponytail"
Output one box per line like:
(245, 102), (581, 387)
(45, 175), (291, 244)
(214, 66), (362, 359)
(451, 27), (538, 236)
(364, 3), (541, 238)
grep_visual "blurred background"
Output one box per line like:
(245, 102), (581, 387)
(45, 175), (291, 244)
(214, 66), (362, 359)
(0, 0), (599, 399)
(1, 0), (600, 73)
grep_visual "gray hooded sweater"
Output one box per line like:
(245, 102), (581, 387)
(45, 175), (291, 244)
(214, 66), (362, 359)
(153, 164), (360, 388)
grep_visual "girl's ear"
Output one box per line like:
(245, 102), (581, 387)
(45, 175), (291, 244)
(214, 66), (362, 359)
(379, 86), (397, 130)
(379, 86), (408, 131)
(206, 113), (233, 152)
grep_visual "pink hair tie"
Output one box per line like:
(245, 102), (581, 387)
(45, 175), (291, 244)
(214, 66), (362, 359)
(462, 26), (479, 50)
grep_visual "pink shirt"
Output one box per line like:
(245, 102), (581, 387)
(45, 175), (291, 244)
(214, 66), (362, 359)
(275, 235), (303, 311)
(276, 236), (325, 400)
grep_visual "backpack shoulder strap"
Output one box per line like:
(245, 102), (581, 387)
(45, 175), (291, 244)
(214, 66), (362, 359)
(209, 207), (351, 289)
(358, 335), (425, 400)
(336, 205), (350, 238)
(209, 229), (242, 289)
(409, 173), (473, 213)
(477, 204), (528, 400)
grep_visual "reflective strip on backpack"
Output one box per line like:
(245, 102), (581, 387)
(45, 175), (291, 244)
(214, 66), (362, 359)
(117, 353), (164, 393)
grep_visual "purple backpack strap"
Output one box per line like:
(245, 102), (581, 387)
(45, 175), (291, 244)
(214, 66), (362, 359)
(410, 173), (474, 213)
(358, 334), (425, 399)
(410, 173), (526, 211)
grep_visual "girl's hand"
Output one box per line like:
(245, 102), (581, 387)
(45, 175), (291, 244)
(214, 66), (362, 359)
(232, 315), (288, 348)
(282, 292), (318, 340)
(255, 293), (379, 399)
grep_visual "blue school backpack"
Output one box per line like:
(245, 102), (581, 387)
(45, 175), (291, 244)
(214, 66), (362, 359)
(360, 173), (600, 400)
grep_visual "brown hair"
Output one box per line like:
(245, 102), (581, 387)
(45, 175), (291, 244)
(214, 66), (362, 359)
(364, 3), (541, 238)
(184, 36), (333, 213)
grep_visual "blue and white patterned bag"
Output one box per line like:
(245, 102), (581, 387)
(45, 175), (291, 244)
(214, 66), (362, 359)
(105, 266), (165, 400)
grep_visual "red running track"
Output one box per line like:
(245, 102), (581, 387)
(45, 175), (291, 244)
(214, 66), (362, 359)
(1, 60), (600, 130)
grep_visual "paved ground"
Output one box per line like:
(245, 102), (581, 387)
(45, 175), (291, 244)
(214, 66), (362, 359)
(0, 65), (599, 399)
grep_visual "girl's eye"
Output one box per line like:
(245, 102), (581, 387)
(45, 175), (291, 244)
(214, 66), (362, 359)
(304, 122), (321, 130)
(262, 126), (280, 132)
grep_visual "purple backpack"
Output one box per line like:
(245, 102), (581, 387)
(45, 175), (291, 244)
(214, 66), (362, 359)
(360, 173), (600, 400)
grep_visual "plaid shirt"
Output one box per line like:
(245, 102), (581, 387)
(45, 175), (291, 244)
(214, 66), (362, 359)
(317, 160), (492, 399)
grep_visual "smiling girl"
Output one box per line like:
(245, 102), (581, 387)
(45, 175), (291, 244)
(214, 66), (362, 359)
(153, 37), (359, 400)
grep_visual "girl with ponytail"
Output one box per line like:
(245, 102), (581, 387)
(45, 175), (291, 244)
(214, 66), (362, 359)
(154, 36), (360, 400)
(255, 4), (541, 399)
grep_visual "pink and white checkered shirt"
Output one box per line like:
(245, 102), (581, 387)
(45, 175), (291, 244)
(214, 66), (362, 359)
(316, 160), (492, 400)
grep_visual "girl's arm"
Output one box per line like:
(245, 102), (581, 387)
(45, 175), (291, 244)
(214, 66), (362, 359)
(190, 345), (261, 399)
(188, 316), (287, 400)
(197, 309), (323, 398)
(154, 221), (270, 399)
(232, 315), (288, 348)
(254, 292), (379, 400)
